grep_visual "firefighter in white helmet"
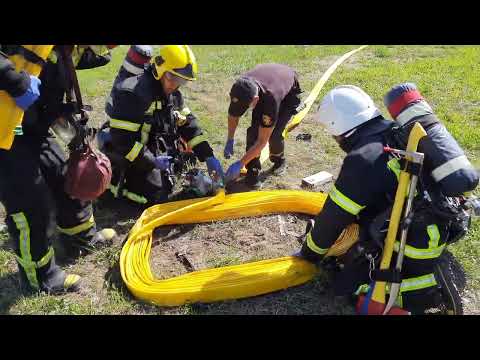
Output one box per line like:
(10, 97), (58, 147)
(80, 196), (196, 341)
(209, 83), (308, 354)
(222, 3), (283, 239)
(295, 85), (464, 314)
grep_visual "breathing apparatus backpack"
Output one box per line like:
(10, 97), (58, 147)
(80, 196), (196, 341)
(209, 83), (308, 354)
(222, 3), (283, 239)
(384, 83), (478, 197)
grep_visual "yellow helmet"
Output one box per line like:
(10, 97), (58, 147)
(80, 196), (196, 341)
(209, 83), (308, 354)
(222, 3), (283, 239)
(152, 45), (198, 81)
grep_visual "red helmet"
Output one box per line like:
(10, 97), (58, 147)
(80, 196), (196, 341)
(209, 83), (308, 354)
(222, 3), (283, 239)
(64, 145), (112, 201)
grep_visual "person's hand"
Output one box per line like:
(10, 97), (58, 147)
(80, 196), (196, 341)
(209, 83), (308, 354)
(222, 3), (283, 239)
(96, 129), (112, 151)
(224, 139), (234, 159)
(154, 155), (172, 171)
(206, 156), (224, 180)
(225, 160), (243, 184)
(14, 75), (41, 111)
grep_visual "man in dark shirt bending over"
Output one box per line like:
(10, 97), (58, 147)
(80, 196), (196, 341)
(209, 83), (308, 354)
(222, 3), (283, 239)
(224, 63), (302, 189)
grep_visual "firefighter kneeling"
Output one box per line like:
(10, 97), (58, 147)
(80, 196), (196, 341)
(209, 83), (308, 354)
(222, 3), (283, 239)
(101, 45), (224, 206)
(294, 85), (477, 314)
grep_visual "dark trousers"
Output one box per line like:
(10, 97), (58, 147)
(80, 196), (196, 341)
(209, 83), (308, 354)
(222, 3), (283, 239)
(110, 161), (171, 206)
(336, 207), (450, 313)
(0, 135), (94, 284)
(246, 85), (302, 176)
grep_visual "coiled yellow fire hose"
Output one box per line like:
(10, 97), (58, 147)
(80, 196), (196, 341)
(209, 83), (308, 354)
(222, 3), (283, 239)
(120, 189), (359, 306)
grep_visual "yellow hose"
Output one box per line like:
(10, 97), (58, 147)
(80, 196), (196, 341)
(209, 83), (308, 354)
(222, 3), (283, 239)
(120, 189), (359, 307)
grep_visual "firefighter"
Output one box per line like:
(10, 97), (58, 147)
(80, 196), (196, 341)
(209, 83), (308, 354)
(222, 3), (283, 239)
(0, 45), (118, 295)
(103, 45), (223, 205)
(295, 85), (459, 314)
(223, 63), (303, 189)
(118, 45), (153, 78)
(98, 45), (153, 152)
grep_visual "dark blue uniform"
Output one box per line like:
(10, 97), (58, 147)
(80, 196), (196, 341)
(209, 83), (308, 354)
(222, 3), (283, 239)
(0, 45), (112, 291)
(300, 117), (451, 314)
(104, 66), (214, 205)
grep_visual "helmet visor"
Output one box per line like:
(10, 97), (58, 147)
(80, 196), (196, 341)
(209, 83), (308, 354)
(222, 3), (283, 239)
(172, 62), (196, 80)
(165, 71), (189, 87)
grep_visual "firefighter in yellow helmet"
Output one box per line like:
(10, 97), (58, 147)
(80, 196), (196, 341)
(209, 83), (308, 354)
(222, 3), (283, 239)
(0, 45), (118, 295)
(102, 45), (223, 205)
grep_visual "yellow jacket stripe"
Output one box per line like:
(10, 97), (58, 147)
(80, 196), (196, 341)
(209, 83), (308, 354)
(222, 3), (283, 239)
(11, 212), (39, 288)
(110, 119), (141, 132)
(393, 223), (444, 260)
(387, 158), (401, 181)
(187, 134), (208, 149)
(393, 241), (445, 260)
(356, 273), (438, 299)
(329, 185), (366, 216)
(108, 184), (148, 204)
(125, 142), (144, 162)
(122, 190), (148, 204)
(400, 273), (437, 293)
(57, 215), (95, 236)
(427, 224), (440, 249)
(306, 232), (329, 255)
(35, 247), (55, 268)
(140, 123), (152, 145)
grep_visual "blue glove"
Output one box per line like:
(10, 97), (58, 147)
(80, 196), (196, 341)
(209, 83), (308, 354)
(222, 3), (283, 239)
(14, 75), (41, 111)
(154, 155), (172, 171)
(225, 160), (243, 184)
(224, 139), (234, 159)
(96, 129), (112, 151)
(206, 156), (224, 179)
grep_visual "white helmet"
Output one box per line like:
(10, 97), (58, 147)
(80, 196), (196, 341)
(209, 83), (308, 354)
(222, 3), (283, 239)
(314, 85), (381, 136)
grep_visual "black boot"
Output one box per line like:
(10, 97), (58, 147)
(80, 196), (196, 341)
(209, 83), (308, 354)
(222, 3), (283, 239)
(245, 168), (263, 190)
(18, 256), (81, 295)
(58, 227), (118, 262)
(270, 159), (286, 176)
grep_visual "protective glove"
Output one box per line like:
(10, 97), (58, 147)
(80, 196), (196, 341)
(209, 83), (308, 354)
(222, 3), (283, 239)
(206, 156), (224, 180)
(224, 139), (234, 159)
(154, 155), (172, 171)
(14, 75), (41, 111)
(225, 160), (243, 184)
(96, 129), (112, 151)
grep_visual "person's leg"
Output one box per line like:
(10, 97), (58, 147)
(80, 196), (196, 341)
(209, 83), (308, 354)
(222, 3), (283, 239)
(396, 219), (450, 314)
(245, 125), (262, 189)
(124, 166), (171, 206)
(0, 138), (80, 293)
(39, 137), (117, 261)
(269, 90), (301, 175)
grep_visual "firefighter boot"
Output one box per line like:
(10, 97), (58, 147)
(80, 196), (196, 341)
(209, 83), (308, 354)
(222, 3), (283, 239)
(245, 168), (263, 190)
(270, 158), (286, 176)
(58, 227), (118, 262)
(18, 256), (81, 295)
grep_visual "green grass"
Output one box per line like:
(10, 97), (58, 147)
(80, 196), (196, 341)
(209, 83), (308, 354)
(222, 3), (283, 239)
(1, 45), (479, 315)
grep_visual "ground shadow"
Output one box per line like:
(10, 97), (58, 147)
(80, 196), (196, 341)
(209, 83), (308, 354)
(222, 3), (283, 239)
(0, 272), (23, 314)
(442, 250), (468, 293)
